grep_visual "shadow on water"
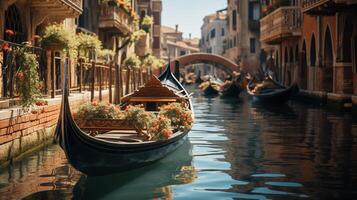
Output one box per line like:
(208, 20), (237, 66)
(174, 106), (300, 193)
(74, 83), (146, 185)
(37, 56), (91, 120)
(19, 139), (194, 200)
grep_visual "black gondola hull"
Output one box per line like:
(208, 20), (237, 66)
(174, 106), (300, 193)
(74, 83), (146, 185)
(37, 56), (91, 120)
(55, 63), (193, 176)
(202, 84), (220, 96)
(63, 123), (188, 176)
(247, 83), (299, 103)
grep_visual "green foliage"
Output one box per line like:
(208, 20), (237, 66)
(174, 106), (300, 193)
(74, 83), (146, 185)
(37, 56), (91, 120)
(124, 53), (141, 69)
(142, 54), (165, 70)
(123, 105), (155, 131)
(129, 29), (147, 44)
(13, 47), (41, 110)
(97, 49), (115, 61)
(141, 15), (153, 33)
(41, 24), (77, 51)
(77, 33), (102, 60)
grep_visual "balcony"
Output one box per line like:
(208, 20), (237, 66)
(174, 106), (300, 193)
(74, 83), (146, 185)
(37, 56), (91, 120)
(98, 4), (133, 35)
(260, 6), (301, 44)
(302, 0), (357, 14)
(31, 0), (83, 19)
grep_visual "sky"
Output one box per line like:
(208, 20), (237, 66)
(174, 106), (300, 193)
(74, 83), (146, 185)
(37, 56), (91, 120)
(162, 0), (227, 39)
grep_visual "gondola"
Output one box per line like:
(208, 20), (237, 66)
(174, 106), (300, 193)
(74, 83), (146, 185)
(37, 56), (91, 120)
(55, 63), (194, 176)
(199, 76), (223, 96)
(246, 77), (299, 103)
(199, 81), (221, 96)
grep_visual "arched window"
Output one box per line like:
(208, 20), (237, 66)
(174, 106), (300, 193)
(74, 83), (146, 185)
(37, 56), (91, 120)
(324, 26), (333, 67)
(310, 34), (316, 66)
(342, 19), (353, 62)
(4, 4), (25, 43)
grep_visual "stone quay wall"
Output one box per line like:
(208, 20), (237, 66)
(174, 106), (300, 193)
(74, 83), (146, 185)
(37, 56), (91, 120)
(0, 91), (109, 167)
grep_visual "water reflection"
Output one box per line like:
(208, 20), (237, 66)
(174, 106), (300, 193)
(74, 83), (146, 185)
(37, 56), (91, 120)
(0, 89), (356, 200)
(72, 139), (194, 200)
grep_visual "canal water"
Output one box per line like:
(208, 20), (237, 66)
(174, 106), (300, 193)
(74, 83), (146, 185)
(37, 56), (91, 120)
(0, 87), (357, 200)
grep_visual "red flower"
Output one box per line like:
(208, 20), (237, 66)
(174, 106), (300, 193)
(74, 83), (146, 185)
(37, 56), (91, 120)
(5, 29), (15, 36)
(91, 99), (98, 106)
(2, 42), (9, 51)
(17, 71), (25, 81)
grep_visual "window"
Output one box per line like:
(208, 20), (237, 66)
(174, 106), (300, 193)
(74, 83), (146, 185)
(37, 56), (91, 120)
(234, 36), (237, 47)
(153, 37), (160, 49)
(221, 28), (225, 36)
(232, 10), (237, 31)
(250, 38), (256, 53)
(310, 34), (316, 66)
(210, 29), (216, 38)
(249, 2), (260, 20)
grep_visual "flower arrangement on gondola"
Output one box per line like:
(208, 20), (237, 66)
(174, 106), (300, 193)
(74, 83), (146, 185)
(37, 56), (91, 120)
(123, 105), (156, 139)
(148, 115), (173, 140)
(76, 100), (122, 121)
(159, 103), (193, 131)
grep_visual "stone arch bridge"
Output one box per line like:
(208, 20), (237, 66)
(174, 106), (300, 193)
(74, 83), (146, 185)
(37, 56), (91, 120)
(167, 53), (239, 75)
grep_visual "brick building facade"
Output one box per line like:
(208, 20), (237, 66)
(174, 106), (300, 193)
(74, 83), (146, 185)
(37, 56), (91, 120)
(260, 0), (357, 105)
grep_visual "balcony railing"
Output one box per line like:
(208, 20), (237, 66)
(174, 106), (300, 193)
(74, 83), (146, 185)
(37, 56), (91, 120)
(99, 4), (133, 35)
(31, 0), (83, 18)
(302, 0), (357, 13)
(260, 6), (301, 44)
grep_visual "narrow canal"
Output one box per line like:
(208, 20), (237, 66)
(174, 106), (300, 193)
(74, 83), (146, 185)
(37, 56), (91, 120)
(0, 87), (357, 200)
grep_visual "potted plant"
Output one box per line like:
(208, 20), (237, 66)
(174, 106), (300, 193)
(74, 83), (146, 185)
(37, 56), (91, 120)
(76, 32), (102, 61)
(141, 15), (153, 33)
(124, 53), (141, 69)
(40, 24), (77, 52)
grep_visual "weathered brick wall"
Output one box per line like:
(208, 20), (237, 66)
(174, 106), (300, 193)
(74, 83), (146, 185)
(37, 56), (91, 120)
(0, 105), (60, 145)
(0, 91), (109, 166)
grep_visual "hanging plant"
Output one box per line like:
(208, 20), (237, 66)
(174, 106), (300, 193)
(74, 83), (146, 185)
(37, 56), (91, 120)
(142, 54), (156, 69)
(141, 15), (153, 33)
(129, 29), (147, 45)
(76, 32), (102, 61)
(124, 53), (141, 69)
(13, 46), (41, 110)
(97, 49), (115, 62)
(40, 24), (78, 57)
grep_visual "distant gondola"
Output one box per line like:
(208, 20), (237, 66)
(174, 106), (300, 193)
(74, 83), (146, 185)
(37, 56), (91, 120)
(246, 77), (299, 103)
(55, 63), (194, 176)
(199, 77), (222, 96)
